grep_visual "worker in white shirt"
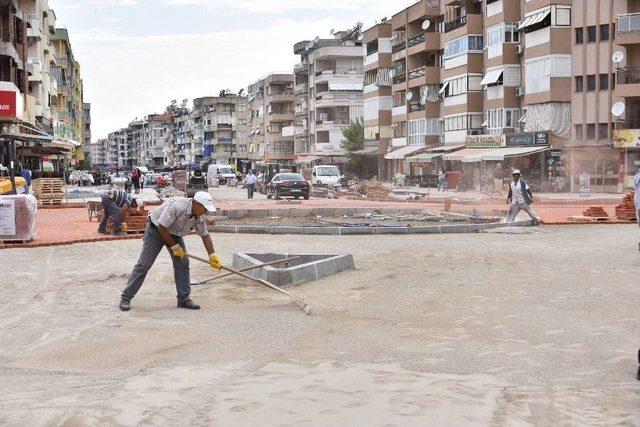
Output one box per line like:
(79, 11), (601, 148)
(245, 170), (257, 199)
(506, 169), (541, 224)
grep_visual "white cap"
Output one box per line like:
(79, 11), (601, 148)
(193, 191), (217, 212)
(512, 169), (521, 175)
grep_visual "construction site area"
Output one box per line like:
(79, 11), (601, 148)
(1, 224), (639, 425)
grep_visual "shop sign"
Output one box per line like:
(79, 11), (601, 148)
(54, 121), (74, 141)
(0, 198), (16, 236)
(505, 131), (549, 147)
(0, 90), (17, 120)
(613, 129), (640, 148)
(465, 134), (503, 148)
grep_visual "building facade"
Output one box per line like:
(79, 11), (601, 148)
(248, 73), (296, 165)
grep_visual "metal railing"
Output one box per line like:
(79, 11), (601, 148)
(618, 67), (640, 85)
(392, 41), (406, 53)
(408, 32), (426, 47)
(444, 15), (467, 33)
(408, 66), (426, 80)
(617, 12), (640, 33)
(393, 73), (406, 84)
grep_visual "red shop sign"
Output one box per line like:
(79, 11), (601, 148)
(0, 90), (16, 119)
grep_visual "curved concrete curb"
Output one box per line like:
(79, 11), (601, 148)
(209, 220), (534, 235)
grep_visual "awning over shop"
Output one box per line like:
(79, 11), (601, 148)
(517, 9), (551, 31)
(384, 145), (427, 160)
(480, 68), (503, 86)
(407, 144), (464, 162)
(429, 144), (464, 152)
(480, 146), (550, 161)
(442, 148), (498, 162)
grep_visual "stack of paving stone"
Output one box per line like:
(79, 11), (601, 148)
(615, 192), (637, 221)
(582, 206), (609, 218)
(359, 180), (390, 199)
(125, 208), (149, 233)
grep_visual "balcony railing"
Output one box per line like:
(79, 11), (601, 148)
(408, 102), (425, 112)
(618, 67), (640, 85)
(393, 73), (406, 84)
(391, 41), (406, 53)
(444, 15), (467, 33)
(617, 13), (640, 33)
(407, 32), (426, 48)
(408, 66), (426, 80)
(294, 83), (308, 94)
(316, 118), (351, 126)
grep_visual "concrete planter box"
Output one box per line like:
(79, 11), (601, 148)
(232, 252), (355, 286)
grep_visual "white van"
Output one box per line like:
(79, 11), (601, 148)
(311, 165), (342, 187)
(207, 164), (235, 186)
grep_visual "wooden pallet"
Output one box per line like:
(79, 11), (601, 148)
(568, 215), (610, 222)
(39, 199), (63, 205)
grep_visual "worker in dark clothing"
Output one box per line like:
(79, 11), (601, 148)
(98, 189), (138, 235)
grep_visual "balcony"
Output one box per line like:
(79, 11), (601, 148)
(392, 105), (406, 116)
(616, 68), (640, 97)
(444, 15), (467, 33)
(315, 119), (350, 132)
(616, 13), (640, 45)
(294, 105), (308, 116)
(314, 91), (362, 108)
(294, 61), (308, 73)
(294, 83), (308, 94)
(408, 102), (425, 113)
(0, 42), (22, 68)
(407, 32), (426, 48)
(392, 72), (406, 84)
(392, 41), (406, 54)
(364, 51), (379, 68)
(408, 66), (426, 80)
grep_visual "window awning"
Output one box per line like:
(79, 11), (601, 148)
(428, 144), (464, 153)
(518, 112), (527, 123)
(406, 152), (444, 163)
(518, 9), (550, 31)
(480, 146), (550, 161)
(480, 69), (503, 86)
(328, 82), (363, 91)
(438, 81), (449, 94)
(384, 145), (427, 160)
(442, 148), (498, 162)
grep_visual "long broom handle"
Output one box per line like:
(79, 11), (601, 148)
(195, 256), (300, 285)
(187, 253), (311, 313)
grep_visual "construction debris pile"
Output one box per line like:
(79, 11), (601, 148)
(582, 206), (609, 218)
(349, 209), (498, 224)
(615, 192), (637, 221)
(352, 180), (390, 199)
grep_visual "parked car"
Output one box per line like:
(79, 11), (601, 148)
(311, 165), (342, 188)
(266, 173), (310, 200)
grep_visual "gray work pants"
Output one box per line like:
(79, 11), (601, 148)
(506, 202), (540, 223)
(122, 224), (191, 302)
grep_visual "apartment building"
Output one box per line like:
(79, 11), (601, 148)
(292, 42), (310, 158)
(613, 0), (640, 190)
(90, 138), (106, 166)
(293, 25), (365, 166)
(51, 28), (84, 161)
(195, 93), (250, 170)
(362, 20), (393, 178)
(83, 102), (91, 158)
(247, 73), (295, 165)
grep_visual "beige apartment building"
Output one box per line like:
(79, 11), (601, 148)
(247, 73), (296, 165)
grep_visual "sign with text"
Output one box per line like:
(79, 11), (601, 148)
(0, 199), (16, 236)
(0, 90), (17, 120)
(505, 131), (549, 147)
(613, 129), (640, 148)
(465, 134), (503, 148)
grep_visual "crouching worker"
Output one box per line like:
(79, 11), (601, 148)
(98, 189), (138, 235)
(119, 191), (222, 311)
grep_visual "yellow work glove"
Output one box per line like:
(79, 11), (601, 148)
(209, 253), (222, 270)
(171, 244), (185, 259)
(120, 223), (128, 232)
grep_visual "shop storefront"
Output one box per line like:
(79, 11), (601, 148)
(613, 128), (640, 191)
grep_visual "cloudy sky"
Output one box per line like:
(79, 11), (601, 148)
(50, 0), (417, 141)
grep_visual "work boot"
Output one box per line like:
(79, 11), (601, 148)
(177, 299), (200, 310)
(97, 228), (109, 234)
(119, 297), (130, 311)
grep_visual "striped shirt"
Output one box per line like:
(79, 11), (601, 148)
(103, 189), (133, 208)
(149, 197), (208, 237)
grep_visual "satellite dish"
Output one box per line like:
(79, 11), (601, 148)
(612, 51), (624, 64)
(405, 92), (413, 101)
(611, 102), (625, 117)
(314, 36), (320, 43)
(421, 20), (431, 30)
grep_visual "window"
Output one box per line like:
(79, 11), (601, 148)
(575, 76), (583, 92)
(600, 24), (609, 42)
(575, 124), (583, 139)
(586, 124), (596, 139)
(587, 26), (596, 43)
(575, 28), (583, 44)
(443, 35), (483, 58)
(485, 109), (520, 131)
(487, 23), (519, 47)
(586, 75), (596, 91)
(443, 114), (483, 132)
(598, 123), (609, 140)
(599, 74), (609, 91)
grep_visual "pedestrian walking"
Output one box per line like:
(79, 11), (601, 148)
(132, 168), (141, 194)
(98, 189), (138, 235)
(119, 191), (222, 311)
(245, 170), (257, 199)
(437, 169), (446, 191)
(506, 169), (541, 224)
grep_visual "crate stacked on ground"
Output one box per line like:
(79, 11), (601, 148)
(615, 192), (637, 221)
(124, 208), (149, 233)
(582, 206), (608, 218)
(31, 178), (65, 205)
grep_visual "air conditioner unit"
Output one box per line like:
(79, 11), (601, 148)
(515, 44), (524, 55)
(515, 86), (524, 97)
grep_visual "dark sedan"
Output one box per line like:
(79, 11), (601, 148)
(266, 173), (310, 200)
